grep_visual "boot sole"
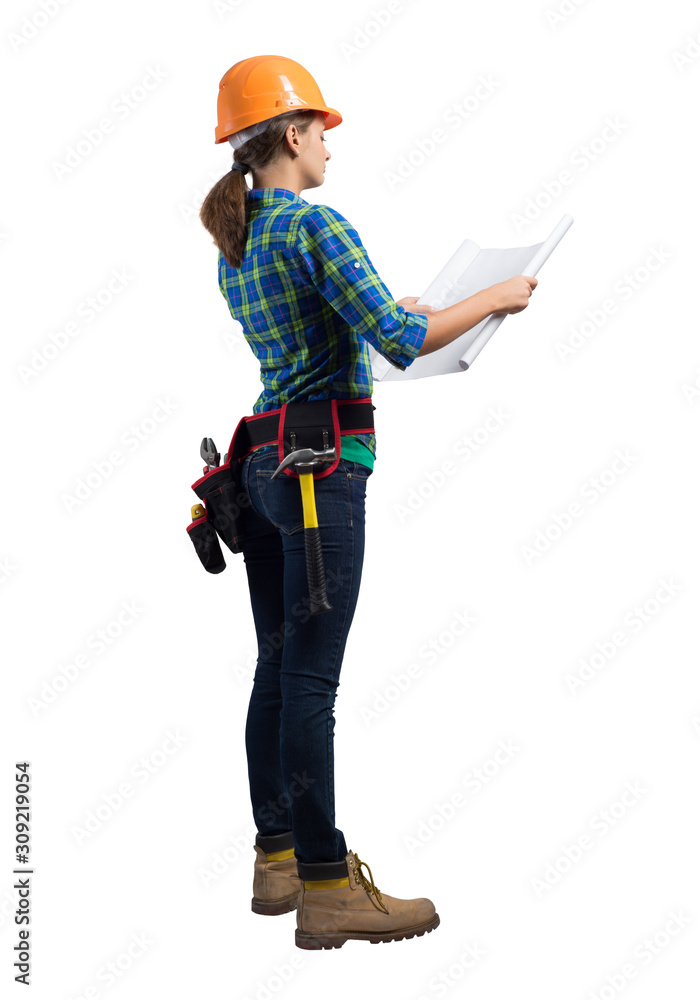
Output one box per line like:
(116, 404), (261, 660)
(251, 892), (300, 916)
(295, 911), (440, 949)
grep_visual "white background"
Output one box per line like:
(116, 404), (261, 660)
(2, 0), (700, 996)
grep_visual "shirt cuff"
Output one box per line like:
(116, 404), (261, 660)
(382, 309), (429, 370)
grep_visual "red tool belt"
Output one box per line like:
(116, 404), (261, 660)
(187, 397), (375, 571)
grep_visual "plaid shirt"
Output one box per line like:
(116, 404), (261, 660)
(218, 187), (428, 462)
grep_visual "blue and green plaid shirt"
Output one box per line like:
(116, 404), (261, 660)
(218, 187), (428, 468)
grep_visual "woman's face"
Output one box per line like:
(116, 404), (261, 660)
(301, 112), (331, 187)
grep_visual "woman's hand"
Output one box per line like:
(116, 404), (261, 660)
(396, 296), (436, 316)
(488, 275), (538, 314)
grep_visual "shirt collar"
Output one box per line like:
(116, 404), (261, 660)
(246, 187), (308, 207)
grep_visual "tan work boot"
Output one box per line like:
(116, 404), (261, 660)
(252, 842), (301, 915)
(295, 850), (439, 949)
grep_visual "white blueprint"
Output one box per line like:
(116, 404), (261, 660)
(370, 214), (573, 381)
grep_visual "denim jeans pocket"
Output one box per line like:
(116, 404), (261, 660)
(255, 469), (305, 535)
(341, 459), (373, 480)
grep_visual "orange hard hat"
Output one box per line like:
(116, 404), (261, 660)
(214, 54), (342, 144)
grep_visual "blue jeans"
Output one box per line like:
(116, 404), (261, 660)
(239, 445), (372, 870)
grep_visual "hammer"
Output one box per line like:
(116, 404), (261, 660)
(271, 444), (336, 615)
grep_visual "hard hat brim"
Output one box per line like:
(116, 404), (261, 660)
(215, 105), (342, 144)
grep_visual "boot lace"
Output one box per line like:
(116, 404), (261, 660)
(348, 851), (389, 913)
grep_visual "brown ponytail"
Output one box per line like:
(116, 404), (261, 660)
(199, 109), (317, 269)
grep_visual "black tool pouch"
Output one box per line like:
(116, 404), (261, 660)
(186, 513), (226, 574)
(191, 464), (248, 556)
(186, 414), (254, 570)
(277, 399), (341, 480)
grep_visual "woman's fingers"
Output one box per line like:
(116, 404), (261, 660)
(396, 296), (436, 314)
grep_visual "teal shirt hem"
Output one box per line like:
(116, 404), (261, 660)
(341, 434), (374, 470)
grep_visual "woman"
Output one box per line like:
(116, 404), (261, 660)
(199, 55), (536, 951)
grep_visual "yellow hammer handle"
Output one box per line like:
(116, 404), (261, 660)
(298, 471), (318, 527)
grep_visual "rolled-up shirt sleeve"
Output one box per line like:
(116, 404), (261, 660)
(295, 204), (428, 371)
